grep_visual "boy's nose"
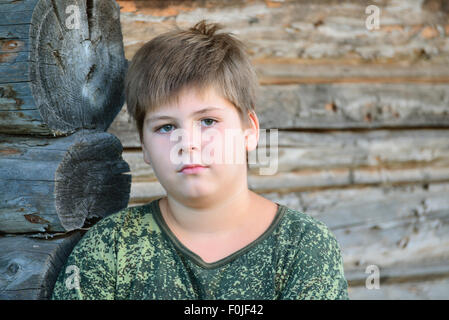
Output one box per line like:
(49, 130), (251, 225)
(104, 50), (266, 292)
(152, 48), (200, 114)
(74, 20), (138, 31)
(177, 123), (202, 154)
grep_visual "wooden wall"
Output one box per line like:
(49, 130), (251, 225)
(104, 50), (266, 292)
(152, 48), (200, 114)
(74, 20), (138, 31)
(0, 0), (131, 299)
(108, 0), (449, 299)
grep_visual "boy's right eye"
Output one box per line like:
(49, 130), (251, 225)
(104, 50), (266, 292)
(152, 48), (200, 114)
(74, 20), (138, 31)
(155, 124), (174, 133)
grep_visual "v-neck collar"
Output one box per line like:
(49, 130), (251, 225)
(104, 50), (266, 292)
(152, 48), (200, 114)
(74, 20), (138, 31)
(150, 197), (286, 270)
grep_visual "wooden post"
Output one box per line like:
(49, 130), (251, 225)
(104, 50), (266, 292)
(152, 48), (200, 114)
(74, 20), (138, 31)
(0, 130), (131, 233)
(0, 0), (126, 136)
(0, 0), (131, 299)
(0, 232), (83, 300)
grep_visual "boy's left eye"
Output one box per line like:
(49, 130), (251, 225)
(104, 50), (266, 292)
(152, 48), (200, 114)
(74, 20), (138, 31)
(201, 118), (217, 127)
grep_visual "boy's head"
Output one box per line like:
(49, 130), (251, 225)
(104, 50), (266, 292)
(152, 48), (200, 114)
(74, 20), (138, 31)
(124, 20), (260, 204)
(125, 19), (259, 145)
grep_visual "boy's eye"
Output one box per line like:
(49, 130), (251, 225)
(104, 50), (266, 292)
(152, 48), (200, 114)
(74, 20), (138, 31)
(201, 118), (217, 127)
(155, 119), (217, 133)
(156, 124), (174, 133)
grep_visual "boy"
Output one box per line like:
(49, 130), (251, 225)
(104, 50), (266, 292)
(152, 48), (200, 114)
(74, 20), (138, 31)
(51, 20), (349, 300)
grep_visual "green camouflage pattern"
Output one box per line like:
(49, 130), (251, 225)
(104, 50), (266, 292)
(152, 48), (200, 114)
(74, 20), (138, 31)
(51, 198), (349, 300)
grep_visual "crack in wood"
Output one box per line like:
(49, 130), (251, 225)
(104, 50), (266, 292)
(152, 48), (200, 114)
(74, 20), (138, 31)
(86, 0), (94, 40)
(85, 64), (96, 82)
(49, 0), (64, 36)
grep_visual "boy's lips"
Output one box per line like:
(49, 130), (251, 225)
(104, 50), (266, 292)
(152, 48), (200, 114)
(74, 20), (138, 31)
(178, 164), (209, 174)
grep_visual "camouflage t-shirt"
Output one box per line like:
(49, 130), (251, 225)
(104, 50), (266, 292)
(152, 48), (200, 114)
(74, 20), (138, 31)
(51, 198), (349, 300)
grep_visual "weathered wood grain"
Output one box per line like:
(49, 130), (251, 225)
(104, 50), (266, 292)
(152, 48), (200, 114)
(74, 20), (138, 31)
(272, 183), (449, 296)
(254, 58), (449, 84)
(261, 182), (449, 271)
(108, 83), (449, 144)
(256, 83), (449, 129)
(118, 0), (449, 79)
(118, 129), (449, 182)
(250, 166), (449, 192)
(106, 105), (140, 147)
(127, 166), (449, 204)
(346, 261), (449, 287)
(0, 130), (131, 233)
(0, 0), (127, 136)
(348, 275), (449, 300)
(0, 232), (82, 300)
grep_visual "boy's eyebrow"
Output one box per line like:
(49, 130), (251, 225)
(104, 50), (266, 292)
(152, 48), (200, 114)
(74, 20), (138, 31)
(145, 107), (224, 124)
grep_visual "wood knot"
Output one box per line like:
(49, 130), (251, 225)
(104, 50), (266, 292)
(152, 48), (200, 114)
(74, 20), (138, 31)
(364, 112), (372, 122)
(1, 39), (23, 52)
(314, 19), (324, 28)
(24, 214), (50, 225)
(7, 262), (20, 275)
(325, 102), (338, 112)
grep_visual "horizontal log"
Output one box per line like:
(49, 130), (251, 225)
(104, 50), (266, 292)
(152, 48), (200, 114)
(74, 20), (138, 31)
(108, 83), (449, 145)
(256, 83), (449, 129)
(127, 166), (449, 204)
(254, 58), (449, 84)
(107, 106), (140, 148)
(348, 274), (449, 300)
(0, 23), (30, 40)
(262, 181), (449, 230)
(0, 109), (50, 136)
(0, 130), (131, 233)
(118, 129), (449, 182)
(260, 181), (449, 271)
(251, 166), (449, 192)
(119, 0), (449, 64)
(0, 0), (39, 13)
(333, 208), (449, 274)
(0, 82), (35, 111)
(0, 231), (82, 300)
(0, 0), (127, 136)
(271, 183), (449, 294)
(345, 261), (449, 287)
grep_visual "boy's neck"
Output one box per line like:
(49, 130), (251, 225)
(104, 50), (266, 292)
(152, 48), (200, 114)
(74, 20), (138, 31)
(160, 187), (255, 237)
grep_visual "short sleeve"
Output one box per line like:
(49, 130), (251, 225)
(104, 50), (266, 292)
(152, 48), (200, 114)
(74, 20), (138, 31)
(51, 216), (118, 300)
(279, 219), (349, 300)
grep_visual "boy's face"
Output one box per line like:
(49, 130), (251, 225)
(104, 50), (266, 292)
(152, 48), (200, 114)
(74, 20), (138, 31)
(141, 85), (259, 204)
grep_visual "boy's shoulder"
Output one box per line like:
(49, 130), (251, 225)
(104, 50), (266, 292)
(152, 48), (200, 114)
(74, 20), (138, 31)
(90, 199), (161, 235)
(276, 203), (340, 252)
(278, 203), (333, 236)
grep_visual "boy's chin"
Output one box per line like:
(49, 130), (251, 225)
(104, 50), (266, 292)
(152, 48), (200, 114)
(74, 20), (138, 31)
(176, 190), (220, 207)
(171, 179), (215, 194)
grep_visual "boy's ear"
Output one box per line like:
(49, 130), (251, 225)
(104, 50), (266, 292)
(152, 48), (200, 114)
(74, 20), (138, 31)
(141, 142), (151, 165)
(245, 110), (259, 152)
